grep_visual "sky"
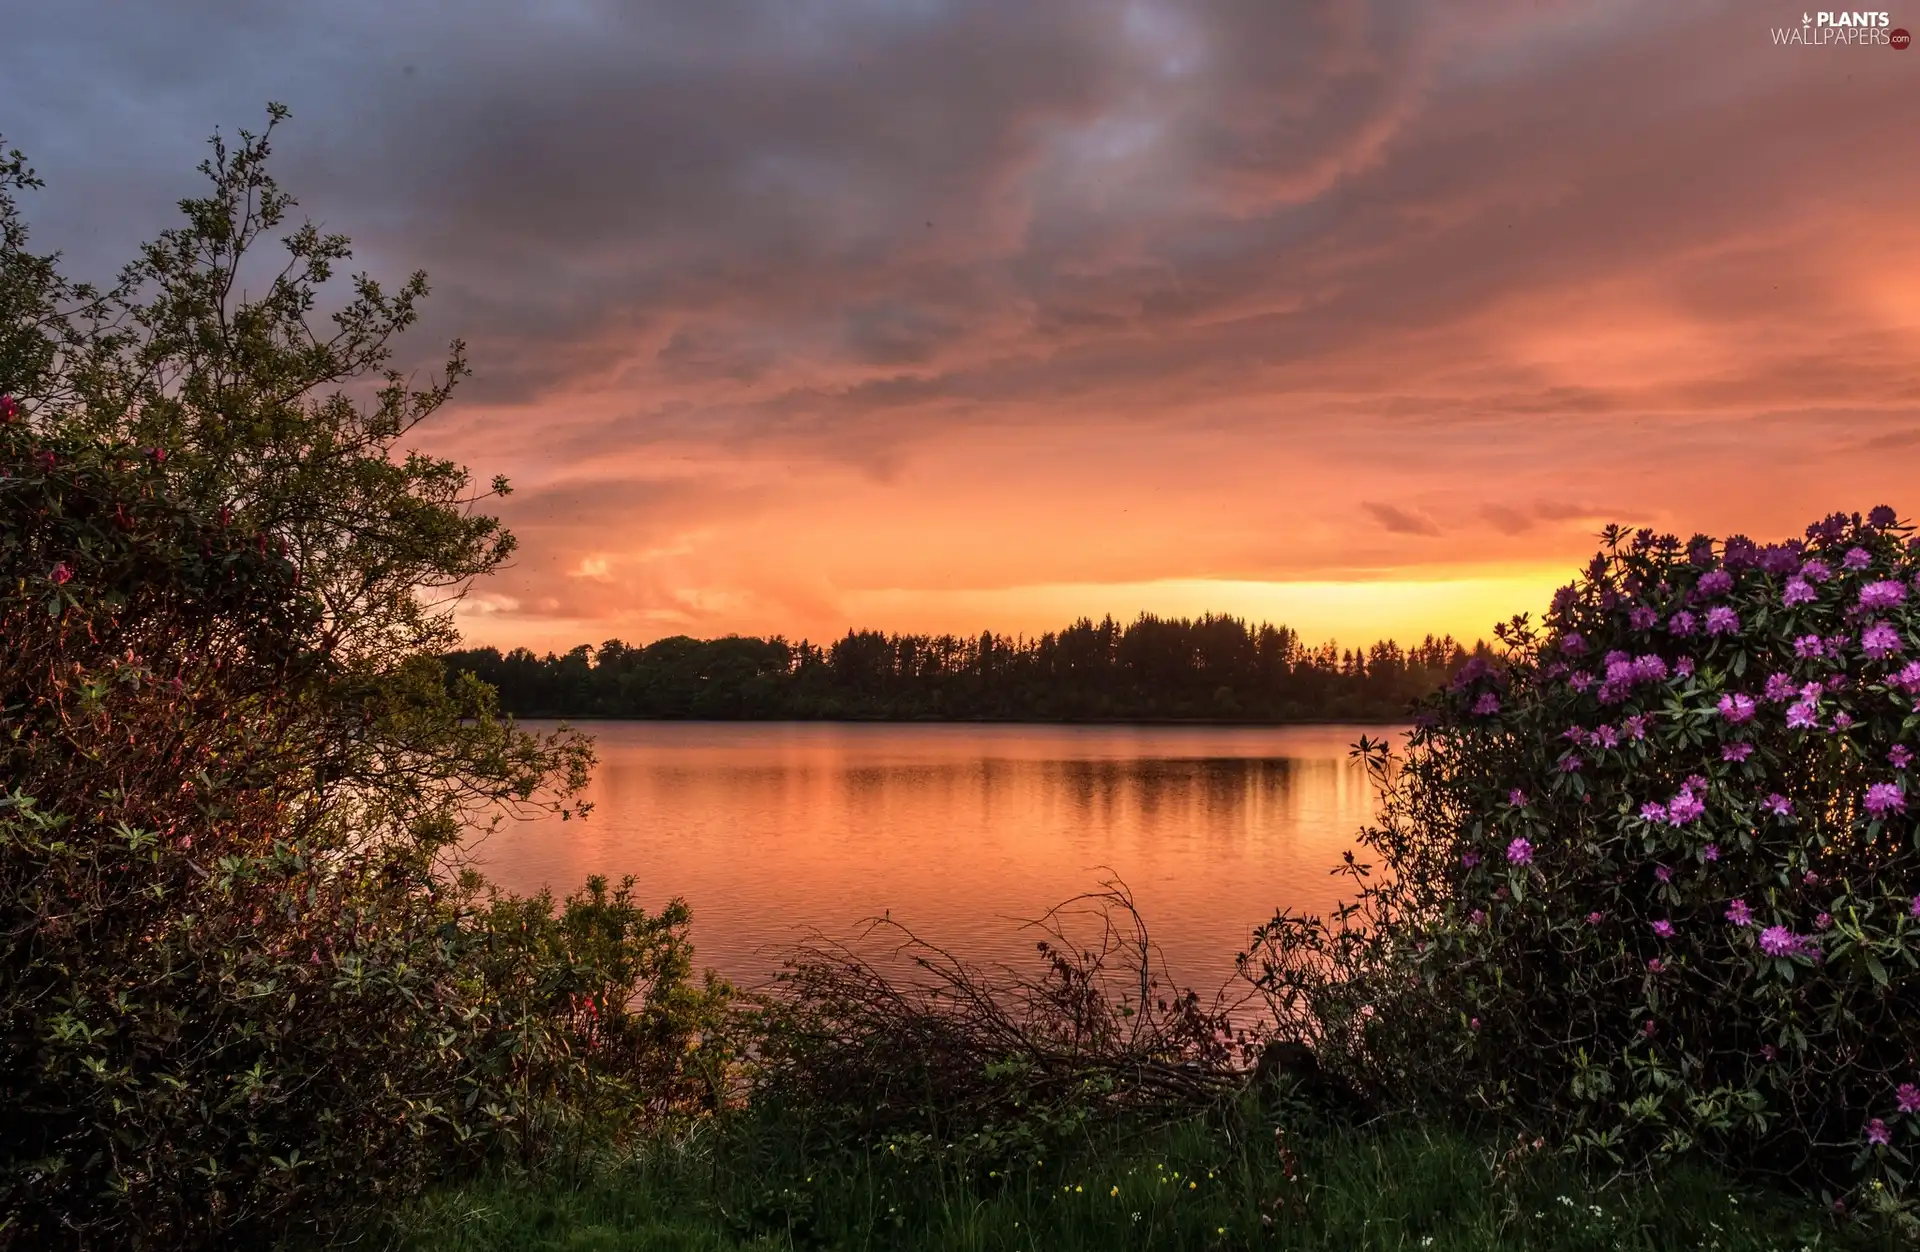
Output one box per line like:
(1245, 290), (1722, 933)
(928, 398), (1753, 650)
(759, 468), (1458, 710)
(5, 1), (1917, 655)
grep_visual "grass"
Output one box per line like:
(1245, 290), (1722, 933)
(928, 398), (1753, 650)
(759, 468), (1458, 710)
(378, 1103), (1897, 1252)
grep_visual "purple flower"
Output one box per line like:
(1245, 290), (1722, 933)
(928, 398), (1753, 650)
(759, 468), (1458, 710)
(1763, 672), (1797, 702)
(1794, 634), (1827, 658)
(1461, 850), (1481, 868)
(1867, 1119), (1891, 1147)
(1705, 606), (1741, 636)
(1686, 774), (1708, 790)
(1561, 632), (1587, 655)
(1765, 793), (1792, 816)
(1830, 712), (1855, 733)
(1896, 661), (1920, 693)
(1472, 692), (1500, 716)
(1726, 900), (1753, 927)
(1718, 693), (1756, 723)
(1870, 505), (1898, 528)
(1815, 912), (1833, 930)
(1675, 657), (1695, 678)
(1585, 911), (1604, 925)
(1892, 746), (1912, 769)
(1508, 788), (1528, 806)
(1594, 724), (1620, 749)
(1804, 870), (1820, 886)
(1639, 801), (1668, 822)
(1568, 671), (1595, 692)
(50, 562), (72, 586)
(1559, 755), (1582, 773)
(1652, 919), (1674, 939)
(1864, 782), (1906, 817)
(1629, 605), (1659, 630)
(1642, 1019), (1657, 1039)
(1647, 958), (1665, 973)
(1782, 577), (1817, 607)
(1654, 865), (1672, 883)
(1623, 714), (1649, 740)
(1760, 544), (1803, 576)
(1703, 843), (1720, 861)
(1758, 926), (1804, 957)
(1605, 659), (1635, 687)
(1912, 895), (1920, 918)
(1697, 569), (1734, 597)
(1898, 1083), (1920, 1115)
(1470, 908), (1487, 925)
(1861, 622), (1904, 659)
(1760, 1044), (1778, 1061)
(1668, 611), (1697, 636)
(1722, 743), (1754, 762)
(1860, 580), (1908, 610)
(1801, 559), (1832, 583)
(1506, 837), (1533, 865)
(1787, 701), (1819, 730)
(1632, 654), (1669, 682)
(1844, 546), (1873, 571)
(1666, 789), (1706, 825)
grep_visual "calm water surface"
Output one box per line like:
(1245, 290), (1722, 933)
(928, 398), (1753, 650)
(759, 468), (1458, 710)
(470, 722), (1403, 994)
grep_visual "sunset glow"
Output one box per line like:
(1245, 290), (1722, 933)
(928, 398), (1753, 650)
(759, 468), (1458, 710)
(12, 1), (1916, 651)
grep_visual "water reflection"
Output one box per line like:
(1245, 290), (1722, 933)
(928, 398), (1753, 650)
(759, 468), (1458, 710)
(468, 722), (1398, 994)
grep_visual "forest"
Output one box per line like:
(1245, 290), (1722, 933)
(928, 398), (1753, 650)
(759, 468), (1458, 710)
(445, 613), (1487, 722)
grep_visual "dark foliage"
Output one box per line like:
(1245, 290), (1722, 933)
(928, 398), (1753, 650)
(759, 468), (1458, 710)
(448, 617), (1482, 723)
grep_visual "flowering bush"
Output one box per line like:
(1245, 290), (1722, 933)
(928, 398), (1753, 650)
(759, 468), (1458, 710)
(1244, 512), (1920, 1211)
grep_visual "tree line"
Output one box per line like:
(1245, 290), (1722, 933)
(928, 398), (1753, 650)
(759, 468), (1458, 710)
(445, 613), (1488, 722)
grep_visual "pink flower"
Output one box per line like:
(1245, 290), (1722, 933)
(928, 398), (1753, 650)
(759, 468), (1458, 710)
(1867, 1119), (1891, 1147)
(0, 394), (16, 421)
(1864, 782), (1906, 817)
(50, 562), (73, 586)
(1470, 908), (1487, 925)
(1654, 866), (1672, 883)
(1586, 911), (1604, 925)
(1651, 919), (1675, 938)
(1642, 1019), (1657, 1039)
(1861, 622), (1904, 659)
(1506, 837), (1533, 865)
(1718, 693), (1756, 723)
(1726, 900), (1753, 927)
(1508, 788), (1527, 807)
(1758, 926), (1805, 957)
(1898, 1083), (1920, 1115)
(1815, 912), (1833, 930)
(1647, 958), (1666, 973)
(1860, 580), (1908, 610)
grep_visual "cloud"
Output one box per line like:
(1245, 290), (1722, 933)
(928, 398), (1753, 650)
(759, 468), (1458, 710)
(3, 0), (1916, 645)
(1363, 501), (1444, 537)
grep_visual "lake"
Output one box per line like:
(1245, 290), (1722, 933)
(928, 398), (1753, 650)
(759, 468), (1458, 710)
(469, 721), (1402, 996)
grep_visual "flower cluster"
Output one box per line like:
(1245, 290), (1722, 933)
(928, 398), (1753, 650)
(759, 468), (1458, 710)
(1271, 510), (1920, 1209)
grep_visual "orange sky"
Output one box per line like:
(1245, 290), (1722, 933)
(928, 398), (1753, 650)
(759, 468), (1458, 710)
(16, 1), (1918, 654)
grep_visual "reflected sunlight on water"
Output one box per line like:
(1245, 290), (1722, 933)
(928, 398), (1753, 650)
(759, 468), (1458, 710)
(468, 722), (1404, 996)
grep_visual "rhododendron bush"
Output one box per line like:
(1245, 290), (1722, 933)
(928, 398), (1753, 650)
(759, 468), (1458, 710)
(1245, 513), (1920, 1210)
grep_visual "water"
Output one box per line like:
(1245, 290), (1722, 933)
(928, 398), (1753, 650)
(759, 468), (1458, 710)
(468, 721), (1399, 995)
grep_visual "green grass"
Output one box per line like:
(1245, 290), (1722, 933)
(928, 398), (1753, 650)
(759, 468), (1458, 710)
(379, 1106), (1896, 1252)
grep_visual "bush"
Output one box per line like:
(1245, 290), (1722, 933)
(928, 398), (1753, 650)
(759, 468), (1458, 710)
(0, 414), (732, 1248)
(1245, 513), (1920, 1219)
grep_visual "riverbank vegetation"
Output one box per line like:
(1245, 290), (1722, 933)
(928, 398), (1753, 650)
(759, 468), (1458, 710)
(446, 620), (1481, 723)
(3, 110), (1916, 1249)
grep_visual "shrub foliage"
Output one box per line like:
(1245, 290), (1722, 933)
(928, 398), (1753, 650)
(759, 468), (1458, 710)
(1246, 515), (1920, 1215)
(0, 112), (729, 1248)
